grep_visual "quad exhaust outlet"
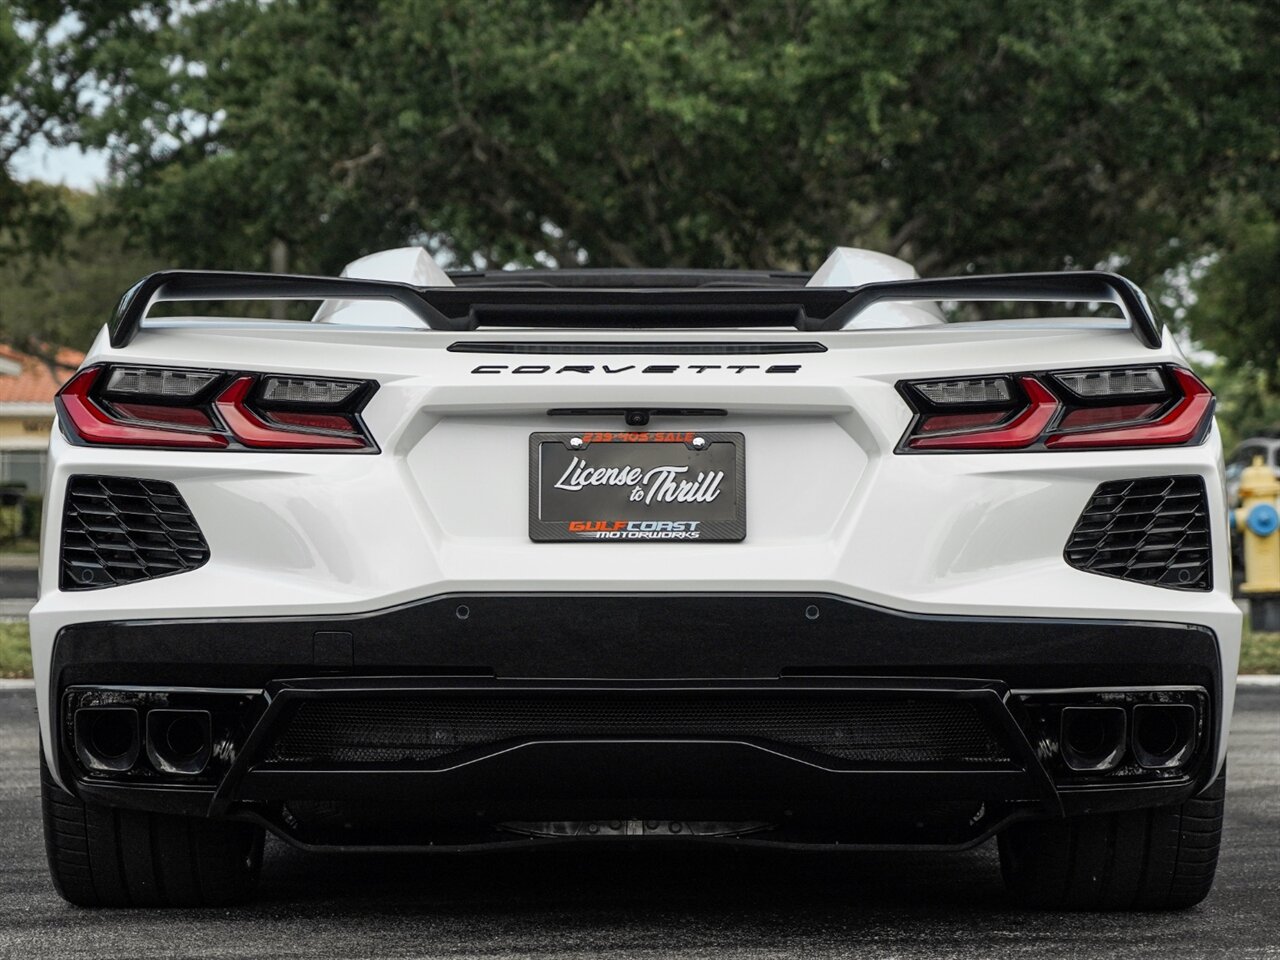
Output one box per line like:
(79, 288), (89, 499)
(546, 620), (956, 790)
(73, 707), (141, 773)
(1131, 703), (1198, 769)
(1056, 701), (1198, 773)
(1059, 706), (1127, 772)
(72, 705), (213, 777)
(146, 709), (213, 776)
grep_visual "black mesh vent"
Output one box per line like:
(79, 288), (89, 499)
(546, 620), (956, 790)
(263, 694), (1012, 767)
(61, 475), (210, 590)
(1064, 476), (1211, 591)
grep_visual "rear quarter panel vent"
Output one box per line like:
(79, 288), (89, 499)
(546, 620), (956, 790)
(61, 476), (210, 590)
(1064, 476), (1211, 591)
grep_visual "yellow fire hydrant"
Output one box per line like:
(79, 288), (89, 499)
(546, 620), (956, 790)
(1233, 456), (1280, 602)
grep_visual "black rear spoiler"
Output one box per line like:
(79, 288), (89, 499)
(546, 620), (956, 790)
(108, 269), (1163, 349)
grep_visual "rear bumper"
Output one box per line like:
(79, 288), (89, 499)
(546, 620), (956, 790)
(50, 592), (1224, 850)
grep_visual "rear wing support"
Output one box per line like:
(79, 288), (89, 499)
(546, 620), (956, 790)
(815, 271), (1163, 347)
(108, 269), (1163, 349)
(108, 271), (460, 348)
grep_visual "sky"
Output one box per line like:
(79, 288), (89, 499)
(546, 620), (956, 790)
(10, 137), (108, 190)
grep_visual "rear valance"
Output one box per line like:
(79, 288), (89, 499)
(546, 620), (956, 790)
(108, 269), (1163, 349)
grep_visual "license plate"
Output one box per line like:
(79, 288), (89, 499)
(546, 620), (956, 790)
(529, 431), (746, 542)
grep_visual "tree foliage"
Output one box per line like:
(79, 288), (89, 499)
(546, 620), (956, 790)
(37, 0), (1273, 282)
(0, 2), (75, 258)
(0, 188), (161, 359)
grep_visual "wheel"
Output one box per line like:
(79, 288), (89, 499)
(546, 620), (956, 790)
(998, 767), (1225, 910)
(40, 751), (264, 907)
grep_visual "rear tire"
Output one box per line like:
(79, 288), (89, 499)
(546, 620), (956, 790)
(41, 751), (264, 907)
(998, 767), (1225, 910)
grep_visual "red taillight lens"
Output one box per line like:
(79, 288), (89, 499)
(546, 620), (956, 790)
(1055, 403), (1163, 430)
(898, 365), (1213, 452)
(214, 377), (367, 449)
(1044, 368), (1213, 449)
(56, 364), (377, 452)
(57, 368), (228, 448)
(909, 377), (1059, 450)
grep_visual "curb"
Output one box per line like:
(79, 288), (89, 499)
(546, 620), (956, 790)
(1238, 674), (1280, 687)
(0, 553), (39, 571)
(0, 679), (35, 689)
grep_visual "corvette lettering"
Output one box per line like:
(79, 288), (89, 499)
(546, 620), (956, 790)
(472, 363), (800, 375)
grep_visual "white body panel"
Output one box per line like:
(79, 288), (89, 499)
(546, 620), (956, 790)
(806, 246), (944, 329)
(33, 318), (1241, 786)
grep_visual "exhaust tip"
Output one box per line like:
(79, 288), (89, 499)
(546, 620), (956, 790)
(1059, 706), (1127, 772)
(73, 707), (141, 772)
(1131, 703), (1197, 769)
(145, 709), (213, 776)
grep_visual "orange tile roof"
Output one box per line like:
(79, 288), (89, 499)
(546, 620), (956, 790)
(0, 344), (86, 405)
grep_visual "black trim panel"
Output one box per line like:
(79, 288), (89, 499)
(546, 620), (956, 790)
(50, 592), (1221, 692)
(49, 593), (1223, 847)
(447, 341), (828, 355)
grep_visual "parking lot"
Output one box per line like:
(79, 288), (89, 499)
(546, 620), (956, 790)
(0, 684), (1276, 960)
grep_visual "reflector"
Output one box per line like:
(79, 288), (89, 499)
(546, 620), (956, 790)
(260, 377), (362, 405)
(916, 411), (1009, 433)
(913, 378), (1012, 406)
(1053, 367), (1165, 399)
(109, 402), (217, 428)
(1056, 403), (1162, 430)
(104, 367), (219, 398)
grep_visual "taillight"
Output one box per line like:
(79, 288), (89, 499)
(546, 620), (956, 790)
(56, 364), (378, 452)
(1044, 367), (1213, 449)
(213, 377), (368, 449)
(57, 368), (228, 448)
(897, 365), (1213, 452)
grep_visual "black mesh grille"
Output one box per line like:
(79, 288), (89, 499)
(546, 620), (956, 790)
(1064, 475), (1211, 591)
(263, 694), (1012, 767)
(60, 475), (210, 590)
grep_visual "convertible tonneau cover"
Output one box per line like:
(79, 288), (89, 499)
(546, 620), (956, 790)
(108, 268), (1163, 350)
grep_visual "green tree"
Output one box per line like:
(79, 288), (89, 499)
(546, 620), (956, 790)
(0, 2), (75, 258)
(1182, 207), (1280, 387)
(1199, 359), (1280, 452)
(0, 188), (162, 357)
(1170, 0), (1280, 385)
(39, 0), (1271, 283)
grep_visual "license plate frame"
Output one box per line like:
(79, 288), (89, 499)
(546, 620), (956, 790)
(529, 431), (746, 542)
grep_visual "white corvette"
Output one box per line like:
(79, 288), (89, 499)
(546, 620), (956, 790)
(31, 247), (1239, 909)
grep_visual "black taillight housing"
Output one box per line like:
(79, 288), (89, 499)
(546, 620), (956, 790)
(897, 365), (1213, 452)
(56, 364), (379, 452)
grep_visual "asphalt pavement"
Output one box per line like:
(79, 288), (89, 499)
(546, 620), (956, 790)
(0, 558), (38, 617)
(1, 685), (1277, 960)
(0, 568), (37, 600)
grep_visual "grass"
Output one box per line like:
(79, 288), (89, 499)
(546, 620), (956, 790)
(1240, 627), (1280, 675)
(0, 620), (1275, 682)
(0, 621), (32, 679)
